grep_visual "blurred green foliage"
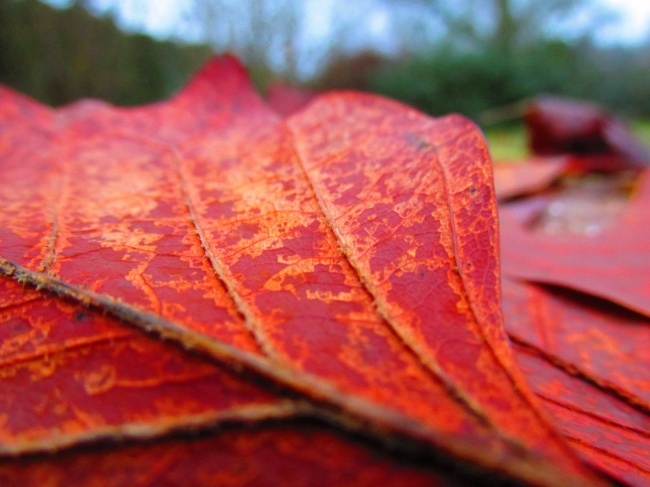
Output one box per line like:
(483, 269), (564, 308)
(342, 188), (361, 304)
(368, 40), (650, 121)
(0, 0), (212, 106)
(483, 126), (530, 161)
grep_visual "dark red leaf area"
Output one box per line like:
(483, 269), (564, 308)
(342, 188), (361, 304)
(0, 424), (463, 487)
(525, 96), (649, 169)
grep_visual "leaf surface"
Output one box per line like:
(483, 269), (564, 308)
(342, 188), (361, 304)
(493, 157), (568, 200)
(266, 82), (316, 117)
(285, 93), (587, 469)
(0, 423), (470, 487)
(0, 56), (608, 486)
(502, 278), (650, 486)
(501, 169), (650, 317)
(496, 98), (650, 485)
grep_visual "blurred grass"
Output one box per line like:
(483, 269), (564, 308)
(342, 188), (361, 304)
(631, 120), (650, 148)
(483, 120), (650, 163)
(482, 126), (529, 162)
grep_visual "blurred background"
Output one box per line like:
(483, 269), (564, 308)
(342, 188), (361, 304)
(1, 0), (649, 131)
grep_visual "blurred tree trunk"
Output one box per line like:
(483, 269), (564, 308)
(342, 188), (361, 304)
(494, 0), (516, 55)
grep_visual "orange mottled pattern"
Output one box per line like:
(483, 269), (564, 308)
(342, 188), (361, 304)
(0, 56), (623, 486)
(0, 278), (286, 453)
(286, 94), (598, 476)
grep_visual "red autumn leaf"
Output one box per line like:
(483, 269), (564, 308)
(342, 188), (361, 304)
(0, 424), (462, 487)
(266, 82), (316, 117)
(493, 156), (569, 200)
(0, 56), (612, 485)
(500, 168), (650, 317)
(501, 278), (650, 486)
(525, 96), (650, 170)
(495, 101), (650, 485)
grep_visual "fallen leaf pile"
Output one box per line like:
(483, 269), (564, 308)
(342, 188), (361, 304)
(0, 57), (647, 486)
(495, 96), (650, 487)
